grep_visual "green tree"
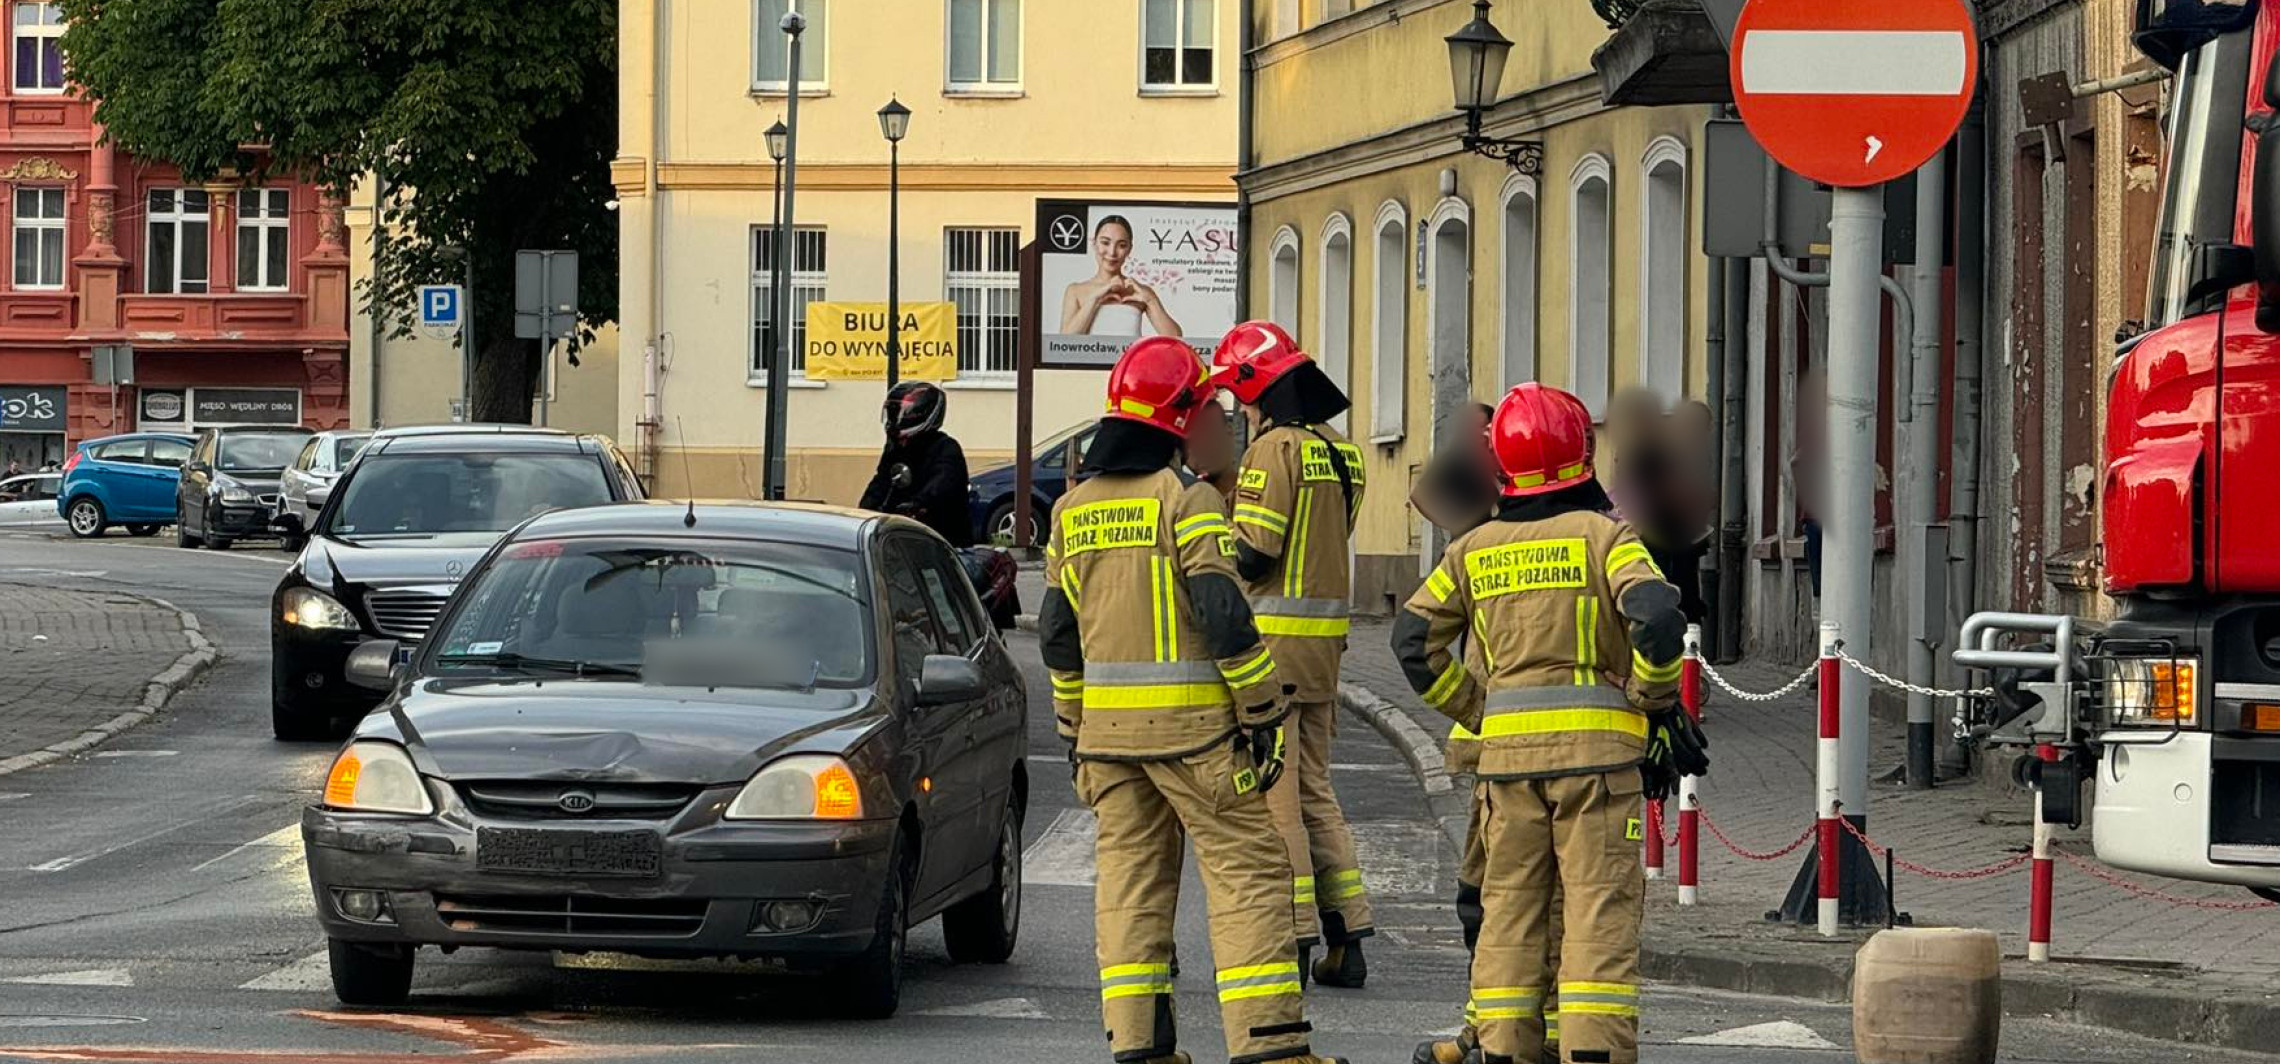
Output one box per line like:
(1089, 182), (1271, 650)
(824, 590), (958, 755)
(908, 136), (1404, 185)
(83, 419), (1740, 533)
(59, 0), (617, 423)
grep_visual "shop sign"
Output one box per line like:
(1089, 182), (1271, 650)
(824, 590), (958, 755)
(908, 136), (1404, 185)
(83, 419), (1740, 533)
(0, 386), (66, 433)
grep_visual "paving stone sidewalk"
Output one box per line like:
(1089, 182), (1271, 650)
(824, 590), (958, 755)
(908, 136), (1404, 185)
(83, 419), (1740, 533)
(0, 582), (199, 768)
(1340, 617), (2280, 984)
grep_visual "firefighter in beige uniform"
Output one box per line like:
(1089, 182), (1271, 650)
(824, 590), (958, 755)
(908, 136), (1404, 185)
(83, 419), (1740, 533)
(1394, 384), (1703, 1064)
(1211, 321), (1374, 988)
(1037, 336), (1348, 1064)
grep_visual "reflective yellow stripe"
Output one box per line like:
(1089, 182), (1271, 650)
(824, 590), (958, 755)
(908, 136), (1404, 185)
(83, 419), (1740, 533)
(1083, 683), (1233, 710)
(1471, 986), (1541, 1020)
(1284, 486), (1313, 598)
(1607, 541), (1662, 578)
(1256, 614), (1350, 637)
(1115, 397), (1157, 419)
(1294, 875), (1316, 904)
(1061, 565), (1082, 610)
(1234, 503), (1288, 534)
(1149, 556), (1179, 662)
(1424, 659), (1468, 708)
(1216, 962), (1300, 981)
(1103, 963), (1171, 979)
(1572, 596), (1599, 686)
(1559, 982), (1637, 997)
(1425, 567), (1456, 602)
(1449, 722), (1481, 742)
(1326, 868), (1367, 900)
(1221, 649), (1277, 690)
(1474, 608), (1495, 672)
(1176, 514), (1232, 547)
(1216, 961), (1303, 1002)
(1560, 1001), (1641, 1017)
(1100, 962), (1175, 1000)
(1632, 649), (1682, 683)
(1478, 708), (1649, 740)
(1220, 981), (1304, 1002)
(1051, 674), (1085, 696)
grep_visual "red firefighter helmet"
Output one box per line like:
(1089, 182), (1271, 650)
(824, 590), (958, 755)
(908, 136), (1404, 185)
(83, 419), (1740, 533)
(1105, 336), (1217, 436)
(1210, 320), (1313, 405)
(1490, 383), (1596, 497)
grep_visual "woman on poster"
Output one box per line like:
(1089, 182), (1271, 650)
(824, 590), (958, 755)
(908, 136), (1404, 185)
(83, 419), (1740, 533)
(1058, 215), (1183, 338)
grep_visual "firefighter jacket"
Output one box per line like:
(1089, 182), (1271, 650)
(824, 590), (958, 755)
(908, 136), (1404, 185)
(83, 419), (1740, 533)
(1037, 468), (1287, 761)
(1231, 422), (1366, 702)
(1393, 507), (1685, 780)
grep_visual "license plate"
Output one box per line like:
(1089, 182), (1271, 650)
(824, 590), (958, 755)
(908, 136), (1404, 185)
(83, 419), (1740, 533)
(475, 827), (662, 878)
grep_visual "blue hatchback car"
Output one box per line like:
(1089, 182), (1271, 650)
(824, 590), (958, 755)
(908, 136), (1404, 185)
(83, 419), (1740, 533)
(59, 432), (196, 538)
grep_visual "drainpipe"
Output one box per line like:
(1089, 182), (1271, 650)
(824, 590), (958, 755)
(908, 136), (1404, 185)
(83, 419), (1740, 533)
(1903, 146), (1948, 789)
(640, 0), (670, 485)
(369, 171), (388, 428)
(1942, 94), (1988, 779)
(1703, 249), (1728, 651)
(1234, 0), (1255, 320)
(1718, 253), (1749, 662)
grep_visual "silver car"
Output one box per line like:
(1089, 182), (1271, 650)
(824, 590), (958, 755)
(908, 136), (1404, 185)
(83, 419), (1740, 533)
(279, 431), (371, 549)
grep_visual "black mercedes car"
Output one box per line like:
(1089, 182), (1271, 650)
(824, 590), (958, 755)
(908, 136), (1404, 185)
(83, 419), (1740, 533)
(175, 424), (313, 549)
(303, 502), (1028, 1017)
(268, 426), (644, 740)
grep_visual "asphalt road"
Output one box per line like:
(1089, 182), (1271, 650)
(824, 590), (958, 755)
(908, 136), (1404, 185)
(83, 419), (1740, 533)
(0, 529), (2263, 1064)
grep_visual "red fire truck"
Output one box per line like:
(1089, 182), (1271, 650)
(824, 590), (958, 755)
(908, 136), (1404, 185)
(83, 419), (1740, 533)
(1957, 0), (2280, 901)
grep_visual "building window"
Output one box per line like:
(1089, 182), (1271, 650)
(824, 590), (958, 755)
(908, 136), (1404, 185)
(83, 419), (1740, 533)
(1640, 137), (1688, 399)
(948, 0), (1019, 89)
(12, 186), (62, 290)
(1268, 226), (1300, 333)
(752, 225), (827, 379)
(1370, 204), (1407, 442)
(236, 188), (291, 292)
(1570, 156), (1612, 418)
(1318, 215), (1353, 434)
(146, 189), (211, 296)
(1500, 174), (1538, 390)
(946, 227), (1020, 377)
(13, 1), (62, 94)
(754, 0), (828, 92)
(1143, 0), (1214, 91)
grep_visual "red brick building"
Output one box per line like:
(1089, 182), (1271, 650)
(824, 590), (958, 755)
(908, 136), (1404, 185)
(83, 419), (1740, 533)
(0, 0), (348, 470)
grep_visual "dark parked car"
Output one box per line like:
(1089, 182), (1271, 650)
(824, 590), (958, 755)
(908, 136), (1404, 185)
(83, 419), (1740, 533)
(269, 426), (645, 740)
(176, 425), (314, 549)
(305, 502), (1027, 1017)
(57, 432), (194, 538)
(965, 420), (1094, 546)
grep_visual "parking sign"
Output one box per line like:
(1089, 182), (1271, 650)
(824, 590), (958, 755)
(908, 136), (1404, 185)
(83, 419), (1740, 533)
(418, 285), (464, 341)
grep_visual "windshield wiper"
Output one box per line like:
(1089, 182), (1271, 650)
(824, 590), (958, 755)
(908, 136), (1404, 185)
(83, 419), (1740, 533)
(435, 652), (642, 678)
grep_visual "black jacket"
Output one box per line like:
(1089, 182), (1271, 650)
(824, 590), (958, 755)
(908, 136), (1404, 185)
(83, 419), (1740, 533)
(861, 430), (975, 546)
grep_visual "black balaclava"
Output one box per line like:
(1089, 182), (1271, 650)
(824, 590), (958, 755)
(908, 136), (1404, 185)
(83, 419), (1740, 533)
(1496, 478), (1614, 523)
(1081, 417), (1183, 476)
(1256, 362), (1352, 427)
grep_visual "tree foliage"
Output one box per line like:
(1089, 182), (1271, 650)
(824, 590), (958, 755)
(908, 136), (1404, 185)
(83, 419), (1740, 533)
(59, 0), (618, 423)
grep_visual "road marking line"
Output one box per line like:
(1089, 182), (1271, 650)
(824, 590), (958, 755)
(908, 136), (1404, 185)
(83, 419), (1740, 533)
(238, 949), (332, 992)
(0, 793), (29, 802)
(26, 793), (263, 873)
(1676, 1020), (1841, 1049)
(913, 997), (1050, 1019)
(191, 822), (302, 873)
(2, 968), (134, 987)
(91, 750), (177, 759)
(1023, 807), (1097, 887)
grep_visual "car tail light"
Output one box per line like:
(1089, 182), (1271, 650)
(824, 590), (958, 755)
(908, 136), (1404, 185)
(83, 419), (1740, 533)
(61, 451), (81, 474)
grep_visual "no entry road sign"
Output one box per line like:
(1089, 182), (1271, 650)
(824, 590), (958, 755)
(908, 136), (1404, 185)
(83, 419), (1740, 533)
(1730, 0), (1979, 188)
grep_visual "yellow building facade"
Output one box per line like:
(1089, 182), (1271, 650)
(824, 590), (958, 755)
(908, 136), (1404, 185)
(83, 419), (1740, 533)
(613, 0), (1241, 506)
(1243, 0), (1711, 608)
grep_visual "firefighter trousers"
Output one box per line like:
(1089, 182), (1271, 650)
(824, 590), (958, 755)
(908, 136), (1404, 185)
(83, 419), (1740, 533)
(1473, 771), (1643, 1064)
(1079, 746), (1314, 1064)
(1458, 781), (1562, 1048)
(1291, 699), (1373, 940)
(1266, 738), (1323, 947)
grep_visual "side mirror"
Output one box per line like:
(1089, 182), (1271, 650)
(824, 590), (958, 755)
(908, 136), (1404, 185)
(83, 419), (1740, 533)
(2256, 117), (2280, 331)
(344, 639), (403, 692)
(305, 485), (331, 510)
(915, 654), (984, 707)
(271, 510), (305, 536)
(2189, 242), (2257, 311)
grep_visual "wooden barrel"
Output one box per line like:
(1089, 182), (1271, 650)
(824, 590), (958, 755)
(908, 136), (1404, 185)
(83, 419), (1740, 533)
(1852, 927), (2002, 1064)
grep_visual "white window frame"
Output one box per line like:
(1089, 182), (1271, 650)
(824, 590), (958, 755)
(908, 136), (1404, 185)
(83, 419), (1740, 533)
(945, 226), (1021, 381)
(1369, 200), (1408, 444)
(1274, 0), (1298, 39)
(1268, 225), (1300, 335)
(1499, 171), (1538, 391)
(11, 185), (63, 291)
(12, 1), (63, 95)
(235, 187), (292, 292)
(1638, 136), (1689, 399)
(1568, 154), (1613, 419)
(945, 0), (1022, 94)
(1140, 0), (1218, 95)
(750, 224), (828, 387)
(752, 0), (829, 95)
(1317, 212), (1354, 434)
(1425, 195), (1473, 440)
(145, 188), (212, 296)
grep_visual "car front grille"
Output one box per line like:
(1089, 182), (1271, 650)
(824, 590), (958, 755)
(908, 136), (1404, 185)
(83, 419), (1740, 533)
(258, 494), (281, 510)
(364, 590), (446, 641)
(432, 893), (707, 937)
(460, 781), (702, 822)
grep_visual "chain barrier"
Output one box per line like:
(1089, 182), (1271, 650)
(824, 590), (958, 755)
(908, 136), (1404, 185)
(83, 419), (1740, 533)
(1697, 808), (1815, 862)
(1696, 659), (1819, 703)
(1833, 814), (2032, 881)
(2054, 849), (2280, 912)
(1833, 646), (1994, 700)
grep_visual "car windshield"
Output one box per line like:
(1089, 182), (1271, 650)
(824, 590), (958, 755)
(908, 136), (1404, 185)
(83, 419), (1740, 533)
(333, 436), (370, 468)
(323, 453), (613, 539)
(218, 433), (309, 472)
(427, 538), (872, 688)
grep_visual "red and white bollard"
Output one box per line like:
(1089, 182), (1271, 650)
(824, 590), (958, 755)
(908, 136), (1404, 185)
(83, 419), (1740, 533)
(1816, 621), (1842, 937)
(2028, 743), (2058, 962)
(1678, 624), (1705, 906)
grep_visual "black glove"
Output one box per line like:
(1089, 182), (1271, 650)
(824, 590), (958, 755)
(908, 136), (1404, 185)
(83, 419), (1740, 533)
(1234, 725), (1287, 796)
(1641, 711), (1710, 799)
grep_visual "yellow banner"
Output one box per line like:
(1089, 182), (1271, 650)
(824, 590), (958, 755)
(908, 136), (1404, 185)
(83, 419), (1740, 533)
(803, 302), (959, 381)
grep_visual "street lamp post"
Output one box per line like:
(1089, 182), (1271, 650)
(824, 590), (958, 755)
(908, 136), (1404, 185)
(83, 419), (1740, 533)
(768, 13), (806, 501)
(761, 118), (788, 493)
(878, 97), (911, 388)
(1445, 0), (1542, 175)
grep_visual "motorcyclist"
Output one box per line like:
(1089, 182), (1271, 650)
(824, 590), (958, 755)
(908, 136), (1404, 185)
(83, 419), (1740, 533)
(860, 381), (975, 546)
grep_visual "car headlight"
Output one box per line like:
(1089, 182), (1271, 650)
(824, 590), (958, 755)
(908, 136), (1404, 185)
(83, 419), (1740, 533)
(216, 482), (255, 504)
(281, 587), (360, 631)
(323, 741), (434, 816)
(2107, 657), (2197, 727)
(724, 755), (864, 820)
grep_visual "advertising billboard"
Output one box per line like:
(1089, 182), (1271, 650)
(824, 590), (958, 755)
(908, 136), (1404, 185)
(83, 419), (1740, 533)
(1034, 200), (1238, 369)
(803, 301), (958, 381)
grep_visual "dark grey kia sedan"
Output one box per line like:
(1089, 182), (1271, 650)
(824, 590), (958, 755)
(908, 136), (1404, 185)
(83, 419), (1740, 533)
(301, 502), (1028, 1017)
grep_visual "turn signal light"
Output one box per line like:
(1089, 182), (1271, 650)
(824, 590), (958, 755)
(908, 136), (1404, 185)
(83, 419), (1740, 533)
(2246, 703), (2280, 734)
(325, 749), (363, 807)
(2148, 662), (2196, 722)
(815, 762), (862, 819)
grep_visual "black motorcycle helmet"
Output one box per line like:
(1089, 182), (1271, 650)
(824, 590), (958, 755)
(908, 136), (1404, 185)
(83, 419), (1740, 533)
(883, 381), (947, 444)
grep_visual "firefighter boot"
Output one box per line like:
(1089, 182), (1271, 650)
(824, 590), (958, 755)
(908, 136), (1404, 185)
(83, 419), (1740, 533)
(1311, 911), (1368, 989)
(1132, 1056), (1190, 1064)
(1410, 1028), (1479, 1064)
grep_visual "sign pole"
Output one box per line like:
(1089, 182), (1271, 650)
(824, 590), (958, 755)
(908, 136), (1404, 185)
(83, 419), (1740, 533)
(768, 13), (805, 501)
(1825, 182), (1884, 899)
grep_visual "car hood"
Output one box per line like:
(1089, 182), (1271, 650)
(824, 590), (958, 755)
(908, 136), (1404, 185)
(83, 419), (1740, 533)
(363, 678), (884, 785)
(218, 472), (285, 495)
(302, 533), (505, 587)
